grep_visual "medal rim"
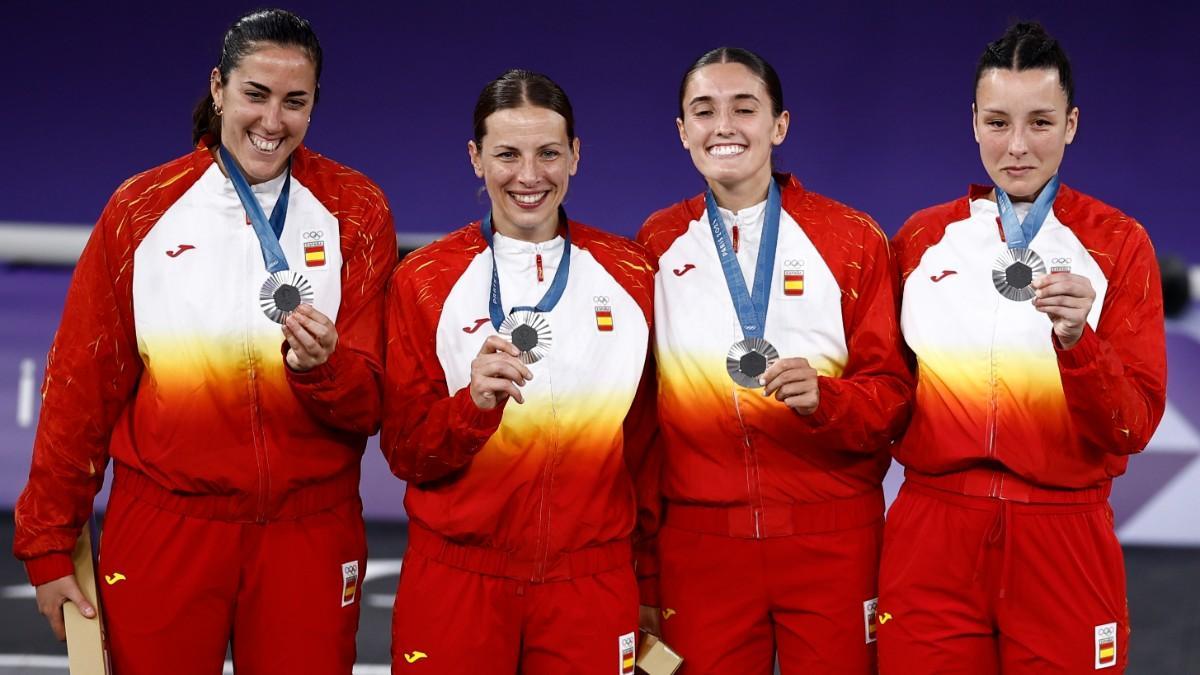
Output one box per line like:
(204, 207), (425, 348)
(498, 310), (553, 364)
(725, 338), (780, 388)
(991, 248), (1046, 302)
(259, 271), (314, 324)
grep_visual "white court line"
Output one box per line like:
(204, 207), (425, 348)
(0, 656), (389, 673)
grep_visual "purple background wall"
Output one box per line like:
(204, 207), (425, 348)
(3, 3), (1199, 538)
(2, 1), (1197, 261)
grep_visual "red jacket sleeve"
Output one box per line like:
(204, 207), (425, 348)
(14, 197), (142, 585)
(379, 258), (505, 484)
(782, 220), (913, 454)
(1054, 223), (1166, 456)
(286, 194), (397, 435)
(623, 349), (662, 607)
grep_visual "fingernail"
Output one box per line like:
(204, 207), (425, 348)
(84, 607), (95, 617)
(758, 377), (765, 385)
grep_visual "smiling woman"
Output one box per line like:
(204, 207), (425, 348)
(636, 47), (911, 674)
(381, 69), (659, 675)
(13, 8), (396, 674)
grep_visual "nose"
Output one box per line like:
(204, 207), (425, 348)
(517, 156), (539, 185)
(715, 108), (735, 136)
(1007, 127), (1028, 157)
(261, 101), (284, 133)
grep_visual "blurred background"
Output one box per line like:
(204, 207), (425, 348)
(1, 1), (1196, 672)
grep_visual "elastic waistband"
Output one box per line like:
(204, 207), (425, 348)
(113, 465), (360, 522)
(665, 490), (884, 538)
(904, 467), (1110, 505)
(406, 521), (631, 583)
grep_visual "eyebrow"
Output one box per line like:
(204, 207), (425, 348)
(687, 93), (761, 107)
(980, 107), (1058, 115)
(491, 142), (565, 151)
(244, 80), (310, 97)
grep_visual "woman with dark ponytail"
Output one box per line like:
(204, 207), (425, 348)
(14, 8), (396, 673)
(879, 21), (1165, 673)
(637, 47), (911, 673)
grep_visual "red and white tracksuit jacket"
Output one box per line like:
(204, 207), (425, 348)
(14, 143), (396, 585)
(892, 183), (1166, 494)
(381, 220), (657, 585)
(637, 173), (911, 545)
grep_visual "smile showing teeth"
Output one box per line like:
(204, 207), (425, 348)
(708, 144), (746, 157)
(249, 134), (281, 153)
(511, 192), (549, 205)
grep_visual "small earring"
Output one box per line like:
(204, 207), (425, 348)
(212, 101), (223, 116)
(307, 116), (312, 123)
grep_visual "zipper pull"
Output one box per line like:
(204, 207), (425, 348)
(732, 224), (740, 254)
(536, 253), (544, 282)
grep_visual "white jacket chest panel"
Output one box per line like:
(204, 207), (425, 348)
(133, 166), (343, 358)
(655, 210), (848, 376)
(437, 243), (649, 431)
(901, 199), (1107, 367)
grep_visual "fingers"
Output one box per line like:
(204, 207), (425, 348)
(469, 344), (535, 409)
(1033, 273), (1095, 300)
(477, 356), (532, 386)
(761, 357), (815, 397)
(282, 305), (338, 371)
(479, 335), (522, 359)
(472, 376), (524, 408)
(36, 576), (93, 642)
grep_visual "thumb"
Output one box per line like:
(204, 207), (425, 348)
(63, 581), (95, 619)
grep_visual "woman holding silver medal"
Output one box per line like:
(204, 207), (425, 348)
(14, 9), (396, 673)
(382, 69), (658, 674)
(879, 22), (1167, 674)
(636, 47), (911, 673)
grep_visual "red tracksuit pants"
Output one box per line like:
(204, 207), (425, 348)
(391, 522), (639, 675)
(657, 492), (884, 675)
(877, 480), (1129, 674)
(96, 470), (367, 675)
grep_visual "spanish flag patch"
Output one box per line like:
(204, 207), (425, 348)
(304, 241), (326, 267)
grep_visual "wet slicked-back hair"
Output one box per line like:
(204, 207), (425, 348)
(472, 69), (575, 146)
(192, 8), (323, 146)
(975, 21), (1075, 109)
(678, 46), (785, 119)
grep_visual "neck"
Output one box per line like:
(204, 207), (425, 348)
(991, 179), (1051, 204)
(211, 146), (283, 186)
(709, 172), (772, 212)
(492, 216), (559, 244)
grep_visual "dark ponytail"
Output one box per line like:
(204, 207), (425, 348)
(192, 8), (323, 146)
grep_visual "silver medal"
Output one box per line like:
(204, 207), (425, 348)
(991, 248), (1046, 302)
(260, 270), (314, 323)
(726, 338), (779, 388)
(499, 309), (553, 364)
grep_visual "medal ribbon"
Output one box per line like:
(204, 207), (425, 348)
(480, 209), (572, 330)
(705, 179), (782, 340)
(219, 145), (292, 273)
(995, 174), (1059, 249)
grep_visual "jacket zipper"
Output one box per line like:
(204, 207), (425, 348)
(732, 390), (764, 538)
(243, 214), (269, 523)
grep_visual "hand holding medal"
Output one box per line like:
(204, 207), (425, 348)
(470, 335), (534, 409)
(1032, 272), (1095, 349)
(283, 304), (338, 371)
(761, 357), (820, 414)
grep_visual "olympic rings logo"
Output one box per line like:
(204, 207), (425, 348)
(593, 296), (610, 304)
(782, 259), (805, 267)
(303, 230), (325, 240)
(1051, 257), (1072, 265)
(1097, 626), (1115, 638)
